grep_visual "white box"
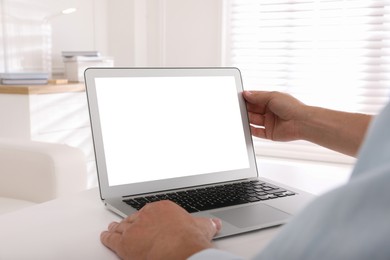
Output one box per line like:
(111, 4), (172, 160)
(64, 58), (114, 82)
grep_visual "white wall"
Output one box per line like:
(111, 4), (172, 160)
(49, 0), (108, 75)
(163, 0), (223, 67)
(106, 0), (224, 67)
(106, 0), (135, 67)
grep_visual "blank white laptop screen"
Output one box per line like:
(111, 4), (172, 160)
(94, 76), (250, 187)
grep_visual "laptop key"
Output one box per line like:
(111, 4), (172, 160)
(145, 196), (159, 202)
(266, 194), (278, 199)
(247, 197), (262, 202)
(257, 195), (269, 200)
(265, 188), (287, 194)
(123, 199), (138, 206)
(284, 191), (296, 196)
(123, 199), (144, 210)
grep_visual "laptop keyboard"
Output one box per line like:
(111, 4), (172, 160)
(123, 180), (296, 213)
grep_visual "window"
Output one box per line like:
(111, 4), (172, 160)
(225, 0), (390, 164)
(0, 1), (51, 73)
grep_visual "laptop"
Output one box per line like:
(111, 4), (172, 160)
(84, 67), (314, 238)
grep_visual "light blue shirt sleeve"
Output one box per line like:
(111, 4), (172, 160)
(188, 102), (390, 259)
(188, 248), (244, 260)
(254, 101), (390, 260)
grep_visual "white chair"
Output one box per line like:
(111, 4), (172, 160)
(0, 139), (88, 214)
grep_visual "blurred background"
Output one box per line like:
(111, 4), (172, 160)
(1, 0), (390, 188)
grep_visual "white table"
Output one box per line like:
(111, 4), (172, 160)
(0, 188), (280, 259)
(0, 160), (352, 259)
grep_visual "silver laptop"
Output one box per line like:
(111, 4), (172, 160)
(84, 67), (314, 238)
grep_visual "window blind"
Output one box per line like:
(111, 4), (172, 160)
(225, 0), (390, 164)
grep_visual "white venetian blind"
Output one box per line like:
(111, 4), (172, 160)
(225, 0), (390, 164)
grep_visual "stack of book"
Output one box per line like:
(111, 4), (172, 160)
(0, 72), (49, 85)
(62, 51), (114, 82)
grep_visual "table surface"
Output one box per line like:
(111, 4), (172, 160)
(0, 82), (85, 95)
(0, 159), (352, 259)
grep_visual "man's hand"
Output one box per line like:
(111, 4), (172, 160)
(243, 91), (306, 141)
(243, 90), (371, 156)
(101, 200), (222, 260)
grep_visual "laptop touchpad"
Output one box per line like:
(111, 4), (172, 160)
(212, 204), (290, 229)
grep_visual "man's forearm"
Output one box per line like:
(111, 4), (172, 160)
(298, 106), (372, 157)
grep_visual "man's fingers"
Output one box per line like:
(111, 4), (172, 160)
(211, 218), (222, 233)
(124, 212), (139, 223)
(250, 126), (266, 139)
(194, 217), (222, 240)
(100, 230), (122, 253)
(108, 220), (130, 234)
(243, 90), (270, 102)
(248, 112), (265, 126)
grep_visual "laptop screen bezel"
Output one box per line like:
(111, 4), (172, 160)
(84, 67), (259, 199)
